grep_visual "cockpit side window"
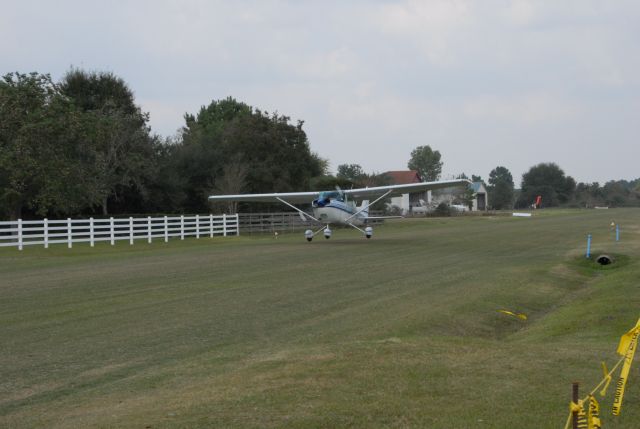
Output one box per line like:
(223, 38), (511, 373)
(318, 191), (345, 202)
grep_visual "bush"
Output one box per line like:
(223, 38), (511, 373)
(433, 202), (451, 217)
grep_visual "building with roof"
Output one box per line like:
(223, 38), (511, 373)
(384, 171), (489, 213)
(383, 170), (431, 215)
(470, 181), (488, 211)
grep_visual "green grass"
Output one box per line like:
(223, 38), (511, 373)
(1, 209), (640, 428)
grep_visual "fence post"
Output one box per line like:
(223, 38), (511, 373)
(164, 215), (168, 243)
(44, 218), (48, 249)
(209, 214), (213, 238)
(180, 215), (184, 240)
(148, 216), (152, 244)
(196, 214), (200, 239)
(223, 214), (227, 237)
(129, 217), (133, 245)
(90, 217), (95, 247)
(236, 213), (240, 236)
(110, 217), (114, 245)
(67, 218), (72, 248)
(18, 219), (23, 251)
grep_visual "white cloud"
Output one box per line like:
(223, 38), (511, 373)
(2, 0), (639, 182)
(462, 93), (582, 124)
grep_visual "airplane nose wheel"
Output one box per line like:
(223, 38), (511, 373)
(304, 229), (313, 242)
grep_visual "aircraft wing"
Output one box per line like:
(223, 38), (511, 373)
(344, 179), (471, 199)
(208, 191), (318, 204)
(207, 179), (471, 203)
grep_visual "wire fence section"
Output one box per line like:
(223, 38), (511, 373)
(0, 214), (239, 250)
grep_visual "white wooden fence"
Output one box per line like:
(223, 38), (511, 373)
(0, 214), (239, 250)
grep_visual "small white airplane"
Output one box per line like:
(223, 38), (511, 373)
(208, 179), (470, 241)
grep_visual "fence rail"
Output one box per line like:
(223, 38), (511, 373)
(238, 212), (310, 233)
(0, 214), (239, 250)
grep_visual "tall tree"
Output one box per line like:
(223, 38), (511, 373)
(177, 99), (324, 212)
(211, 157), (249, 213)
(488, 166), (514, 210)
(518, 163), (575, 208)
(176, 98), (252, 212)
(61, 69), (138, 114)
(407, 145), (442, 181)
(0, 72), (89, 218)
(61, 69), (155, 215)
(336, 164), (365, 183)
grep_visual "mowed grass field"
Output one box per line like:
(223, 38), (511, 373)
(1, 209), (640, 428)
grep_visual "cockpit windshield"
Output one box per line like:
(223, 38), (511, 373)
(318, 191), (345, 202)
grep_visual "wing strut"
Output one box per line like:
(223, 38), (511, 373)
(276, 197), (322, 224)
(345, 190), (393, 222)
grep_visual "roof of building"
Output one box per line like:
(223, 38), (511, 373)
(384, 170), (422, 185)
(470, 181), (486, 193)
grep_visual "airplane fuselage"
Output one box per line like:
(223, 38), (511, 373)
(311, 191), (369, 227)
(312, 200), (367, 226)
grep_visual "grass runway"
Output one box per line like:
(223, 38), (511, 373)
(1, 209), (640, 428)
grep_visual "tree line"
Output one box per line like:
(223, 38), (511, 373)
(484, 162), (640, 210)
(0, 71), (326, 219)
(1, 70), (638, 219)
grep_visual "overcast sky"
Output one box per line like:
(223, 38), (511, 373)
(2, 0), (639, 184)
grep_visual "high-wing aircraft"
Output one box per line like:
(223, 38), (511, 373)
(208, 179), (471, 241)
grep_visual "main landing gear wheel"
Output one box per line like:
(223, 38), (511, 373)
(304, 229), (313, 242)
(365, 226), (373, 239)
(323, 227), (332, 239)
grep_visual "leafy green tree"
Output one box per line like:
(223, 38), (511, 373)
(143, 139), (187, 213)
(210, 157), (249, 213)
(0, 72), (90, 218)
(178, 99), (324, 212)
(222, 111), (323, 194)
(407, 145), (442, 181)
(309, 175), (353, 192)
(488, 166), (514, 210)
(601, 180), (640, 207)
(337, 164), (366, 183)
(175, 98), (252, 212)
(61, 69), (156, 215)
(61, 69), (139, 115)
(518, 163), (575, 208)
(573, 182), (604, 208)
